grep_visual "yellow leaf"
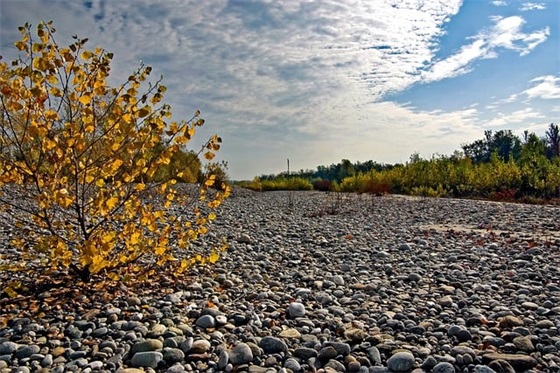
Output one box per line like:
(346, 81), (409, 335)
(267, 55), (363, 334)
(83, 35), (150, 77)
(101, 231), (116, 244)
(44, 110), (59, 121)
(81, 50), (93, 60)
(79, 93), (92, 105)
(208, 212), (216, 221)
(130, 232), (141, 245)
(50, 87), (62, 96)
(110, 159), (123, 172)
(207, 251), (219, 264)
(46, 74), (58, 84)
(203, 151), (215, 161)
(14, 41), (26, 51)
(106, 196), (118, 209)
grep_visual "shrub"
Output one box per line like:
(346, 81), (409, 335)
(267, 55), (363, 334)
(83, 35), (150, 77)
(260, 177), (313, 191)
(0, 22), (229, 285)
(312, 178), (334, 191)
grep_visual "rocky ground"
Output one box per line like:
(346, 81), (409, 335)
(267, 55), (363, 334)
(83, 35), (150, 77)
(1, 189), (559, 373)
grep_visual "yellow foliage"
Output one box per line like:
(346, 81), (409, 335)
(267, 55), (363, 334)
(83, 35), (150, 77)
(0, 21), (228, 285)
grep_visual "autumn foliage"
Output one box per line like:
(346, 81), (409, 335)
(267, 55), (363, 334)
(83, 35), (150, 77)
(0, 21), (229, 286)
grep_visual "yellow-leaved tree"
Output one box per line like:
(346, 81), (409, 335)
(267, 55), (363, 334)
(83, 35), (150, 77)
(0, 21), (229, 284)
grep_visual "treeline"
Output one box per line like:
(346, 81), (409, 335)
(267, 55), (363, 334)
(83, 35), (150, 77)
(239, 123), (560, 201)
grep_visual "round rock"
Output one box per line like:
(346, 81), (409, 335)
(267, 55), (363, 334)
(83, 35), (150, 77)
(387, 351), (415, 372)
(229, 343), (253, 365)
(288, 302), (306, 318)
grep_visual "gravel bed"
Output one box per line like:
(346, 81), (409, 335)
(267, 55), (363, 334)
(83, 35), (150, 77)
(1, 190), (560, 373)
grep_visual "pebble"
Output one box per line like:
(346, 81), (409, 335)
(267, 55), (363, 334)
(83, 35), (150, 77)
(130, 351), (163, 368)
(1, 190), (559, 373)
(229, 343), (253, 365)
(386, 351), (415, 372)
(287, 302), (306, 318)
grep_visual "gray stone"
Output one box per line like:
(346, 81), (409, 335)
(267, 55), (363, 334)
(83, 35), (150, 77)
(367, 347), (382, 365)
(229, 343), (253, 365)
(294, 347), (318, 360)
(131, 351), (163, 368)
(91, 327), (108, 337)
(166, 363), (186, 373)
(284, 357), (302, 372)
(0, 342), (18, 355)
(15, 345), (41, 359)
(387, 351), (415, 372)
(163, 348), (185, 364)
(218, 350), (229, 370)
(432, 362), (455, 373)
(473, 366), (497, 373)
(87, 361), (104, 370)
(259, 336), (287, 353)
(288, 302), (306, 318)
(41, 354), (54, 367)
(325, 341), (351, 355)
(195, 315), (216, 329)
(179, 337), (193, 353)
(421, 356), (438, 370)
(332, 275), (345, 285)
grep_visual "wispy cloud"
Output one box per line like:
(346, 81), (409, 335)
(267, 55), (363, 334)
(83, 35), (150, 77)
(520, 2), (546, 11)
(483, 108), (545, 127)
(422, 15), (549, 82)
(523, 76), (560, 100)
(492, 0), (508, 6)
(501, 75), (560, 103)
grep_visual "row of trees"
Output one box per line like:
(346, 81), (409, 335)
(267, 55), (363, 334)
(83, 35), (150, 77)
(244, 124), (560, 200)
(461, 127), (559, 164)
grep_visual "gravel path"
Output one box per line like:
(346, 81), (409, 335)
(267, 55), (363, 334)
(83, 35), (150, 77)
(1, 190), (559, 373)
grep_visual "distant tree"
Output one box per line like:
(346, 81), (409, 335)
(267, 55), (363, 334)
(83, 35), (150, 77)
(462, 130), (521, 163)
(545, 123), (560, 158)
(520, 132), (547, 164)
(462, 139), (488, 163)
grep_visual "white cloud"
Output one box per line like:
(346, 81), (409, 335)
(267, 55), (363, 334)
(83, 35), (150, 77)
(483, 108), (544, 127)
(423, 15), (549, 82)
(500, 75), (560, 103)
(520, 2), (546, 11)
(489, 16), (550, 56)
(523, 76), (560, 99)
(492, 0), (508, 6)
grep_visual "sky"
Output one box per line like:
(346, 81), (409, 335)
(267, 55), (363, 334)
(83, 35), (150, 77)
(0, 0), (558, 180)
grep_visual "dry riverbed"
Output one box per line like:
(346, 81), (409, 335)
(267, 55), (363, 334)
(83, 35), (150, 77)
(1, 190), (559, 372)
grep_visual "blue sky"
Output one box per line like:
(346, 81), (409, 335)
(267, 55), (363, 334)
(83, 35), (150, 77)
(1, 0), (558, 180)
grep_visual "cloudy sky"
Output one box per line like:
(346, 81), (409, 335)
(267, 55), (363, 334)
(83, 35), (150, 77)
(1, 0), (558, 180)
